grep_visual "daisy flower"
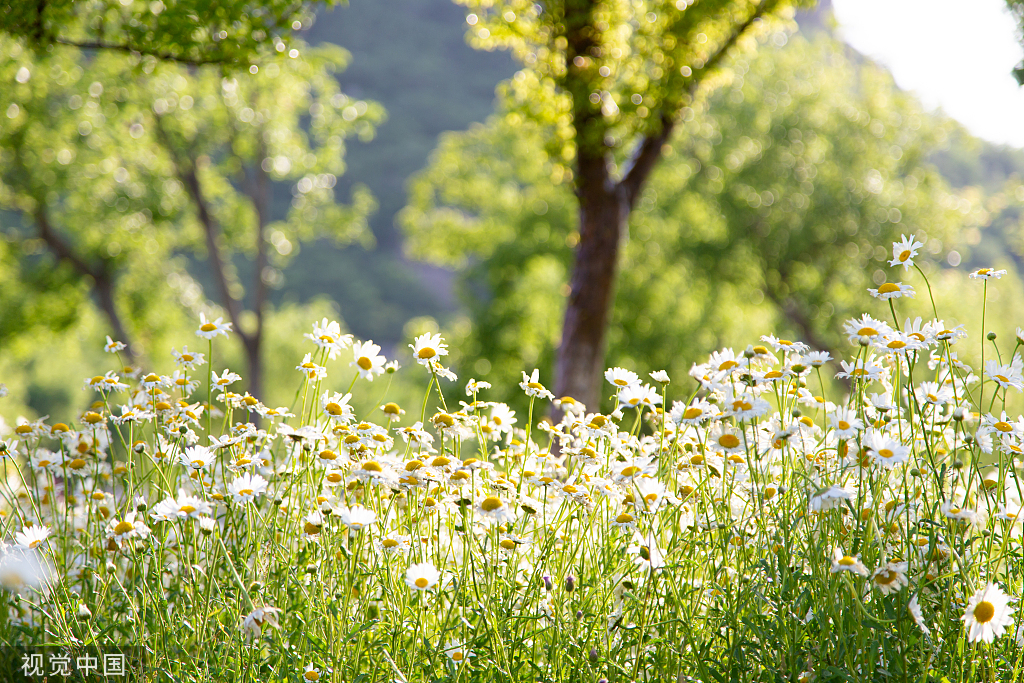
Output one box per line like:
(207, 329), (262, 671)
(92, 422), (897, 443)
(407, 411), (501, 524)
(962, 583), (1015, 643)
(339, 505), (376, 531)
(15, 524), (51, 550)
(350, 340), (386, 381)
(649, 370), (671, 384)
(985, 355), (1024, 393)
(196, 312), (232, 339)
(889, 234), (924, 270)
(180, 445), (215, 472)
(228, 473), (269, 505)
(296, 353), (327, 380)
(908, 596), (930, 635)
(104, 336), (127, 353)
(172, 346), (206, 369)
(476, 494), (517, 526)
(618, 383), (662, 409)
(242, 605), (282, 638)
(520, 369), (555, 400)
(405, 561), (440, 591)
(868, 282), (915, 300)
(830, 549), (869, 577)
(870, 561), (908, 595)
(627, 532), (666, 570)
(969, 268), (1007, 280)
(605, 367), (640, 389)
(444, 640), (473, 664)
(410, 332), (448, 366)
(305, 318), (352, 360)
(321, 391), (354, 422)
(302, 664), (321, 681)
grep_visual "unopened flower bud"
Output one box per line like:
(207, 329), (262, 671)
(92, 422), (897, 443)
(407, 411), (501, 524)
(590, 649), (600, 663)
(565, 574), (575, 592)
(953, 407), (965, 422)
(987, 331), (997, 341)
(77, 603), (93, 620)
(542, 574), (552, 591)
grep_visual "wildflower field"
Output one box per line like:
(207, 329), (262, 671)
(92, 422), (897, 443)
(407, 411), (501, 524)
(2, 236), (1024, 682)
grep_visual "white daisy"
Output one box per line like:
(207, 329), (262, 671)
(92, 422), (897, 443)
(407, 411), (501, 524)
(962, 583), (1015, 643)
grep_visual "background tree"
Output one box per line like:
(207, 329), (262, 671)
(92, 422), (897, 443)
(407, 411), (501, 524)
(0, 0), (329, 66)
(0, 37), (382, 400)
(403, 34), (969, 409)
(451, 0), (813, 409)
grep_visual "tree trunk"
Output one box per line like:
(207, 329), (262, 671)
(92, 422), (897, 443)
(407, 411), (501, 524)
(553, 156), (627, 412)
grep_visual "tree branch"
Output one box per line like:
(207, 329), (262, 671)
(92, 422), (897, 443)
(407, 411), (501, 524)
(619, 1), (776, 207)
(153, 115), (252, 347)
(34, 206), (136, 359)
(52, 38), (228, 67)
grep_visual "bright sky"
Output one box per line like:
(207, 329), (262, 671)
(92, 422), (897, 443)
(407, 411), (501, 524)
(832, 0), (1024, 148)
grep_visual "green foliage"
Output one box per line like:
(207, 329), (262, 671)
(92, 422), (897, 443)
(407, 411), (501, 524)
(0, 0), (331, 66)
(403, 34), (969, 409)
(0, 36), (382, 360)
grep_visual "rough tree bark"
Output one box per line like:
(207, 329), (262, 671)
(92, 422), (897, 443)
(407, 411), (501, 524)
(553, 2), (773, 411)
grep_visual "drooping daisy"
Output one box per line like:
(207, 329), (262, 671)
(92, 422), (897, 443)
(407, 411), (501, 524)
(870, 561), (909, 595)
(410, 332), (448, 366)
(889, 234), (924, 271)
(962, 583), (1015, 643)
(649, 369), (671, 384)
(339, 505), (376, 531)
(350, 341), (386, 381)
(242, 605), (282, 638)
(196, 312), (232, 339)
(405, 561), (440, 591)
(228, 473), (268, 505)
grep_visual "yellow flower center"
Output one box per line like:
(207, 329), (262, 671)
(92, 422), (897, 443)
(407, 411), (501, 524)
(383, 538), (399, 548)
(718, 360), (738, 371)
(615, 513), (634, 524)
(69, 458), (87, 470)
(837, 421), (850, 430)
(180, 505), (196, 515)
(613, 378), (629, 386)
(451, 651), (464, 661)
(238, 489), (254, 497)
(384, 402), (401, 415)
(417, 347), (436, 359)
(527, 382), (544, 390)
(200, 323), (217, 332)
(974, 600), (996, 624)
(304, 671), (319, 681)
(304, 522), (321, 535)
(878, 449), (894, 460)
(481, 496), (503, 512)
(732, 400), (752, 412)
(357, 357), (373, 370)
(114, 521), (134, 535)
(887, 340), (906, 349)
(874, 569), (897, 585)
(899, 249), (911, 262)
(362, 461), (383, 473)
(838, 556), (856, 566)
(415, 577), (429, 588)
(84, 412), (104, 424)
(620, 466), (641, 477)
(858, 326), (878, 336)
(718, 434), (740, 449)
(995, 421), (1012, 432)
(877, 283), (900, 294)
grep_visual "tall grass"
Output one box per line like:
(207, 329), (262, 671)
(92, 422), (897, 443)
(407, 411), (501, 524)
(1, 239), (1022, 682)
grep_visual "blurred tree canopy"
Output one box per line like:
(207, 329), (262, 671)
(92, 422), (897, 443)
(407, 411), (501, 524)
(0, 36), (382, 398)
(402, 33), (968, 410)
(0, 0), (329, 66)
(449, 0), (814, 410)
